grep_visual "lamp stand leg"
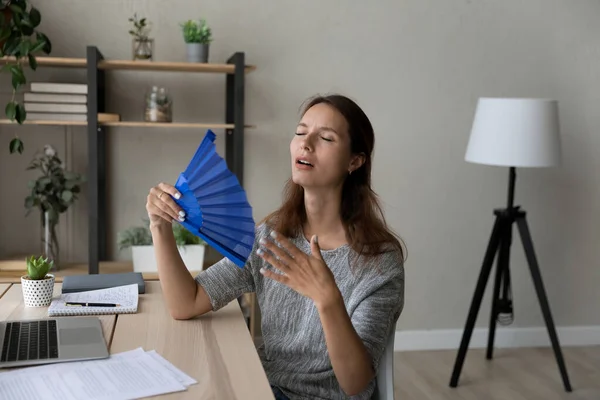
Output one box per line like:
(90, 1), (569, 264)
(449, 214), (504, 388)
(486, 223), (507, 360)
(515, 211), (572, 392)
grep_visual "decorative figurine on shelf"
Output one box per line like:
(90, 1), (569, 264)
(24, 145), (86, 270)
(180, 19), (212, 63)
(129, 13), (153, 61)
(144, 86), (172, 122)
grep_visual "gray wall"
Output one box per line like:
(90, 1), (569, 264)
(1, 0), (598, 332)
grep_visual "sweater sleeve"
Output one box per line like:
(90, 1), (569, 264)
(194, 256), (255, 312)
(193, 223), (266, 311)
(350, 252), (405, 374)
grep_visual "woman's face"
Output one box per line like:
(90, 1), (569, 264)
(290, 103), (356, 189)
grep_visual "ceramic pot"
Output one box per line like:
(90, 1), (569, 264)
(186, 43), (209, 63)
(131, 245), (205, 272)
(21, 274), (55, 307)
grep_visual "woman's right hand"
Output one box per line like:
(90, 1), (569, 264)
(146, 182), (186, 228)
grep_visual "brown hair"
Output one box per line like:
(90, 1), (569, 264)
(262, 94), (406, 265)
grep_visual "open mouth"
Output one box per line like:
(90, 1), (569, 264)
(296, 159), (313, 167)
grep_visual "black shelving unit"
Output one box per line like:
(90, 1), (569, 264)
(84, 45), (249, 274)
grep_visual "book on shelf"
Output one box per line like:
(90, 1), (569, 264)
(26, 113), (87, 121)
(30, 82), (87, 94)
(24, 92), (87, 104)
(24, 102), (87, 113)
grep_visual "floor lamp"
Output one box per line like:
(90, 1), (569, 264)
(449, 98), (572, 392)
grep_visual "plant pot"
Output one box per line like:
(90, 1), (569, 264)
(131, 244), (206, 273)
(186, 43), (209, 63)
(21, 274), (55, 307)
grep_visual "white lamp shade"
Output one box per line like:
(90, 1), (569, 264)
(465, 98), (561, 167)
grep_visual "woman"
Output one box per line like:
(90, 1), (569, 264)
(146, 94), (405, 400)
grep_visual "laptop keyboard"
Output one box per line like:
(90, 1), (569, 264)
(1, 320), (58, 362)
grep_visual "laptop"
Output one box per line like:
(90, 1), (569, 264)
(0, 316), (109, 369)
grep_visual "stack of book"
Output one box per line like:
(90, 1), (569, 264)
(23, 82), (88, 122)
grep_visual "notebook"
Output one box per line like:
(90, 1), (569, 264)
(48, 283), (139, 316)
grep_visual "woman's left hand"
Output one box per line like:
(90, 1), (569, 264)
(257, 231), (340, 309)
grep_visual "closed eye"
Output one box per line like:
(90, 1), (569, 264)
(295, 132), (333, 142)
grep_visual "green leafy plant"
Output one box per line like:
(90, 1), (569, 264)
(172, 222), (204, 246)
(128, 13), (150, 40)
(24, 145), (85, 264)
(128, 13), (153, 60)
(180, 19), (212, 44)
(117, 225), (152, 250)
(118, 218), (205, 250)
(1, 0), (52, 154)
(26, 255), (53, 280)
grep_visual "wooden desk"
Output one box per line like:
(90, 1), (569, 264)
(0, 261), (260, 341)
(0, 281), (273, 399)
(0, 260), (201, 283)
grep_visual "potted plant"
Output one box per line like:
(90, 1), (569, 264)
(0, 0), (53, 154)
(128, 13), (153, 61)
(180, 19), (212, 63)
(118, 219), (207, 272)
(21, 255), (55, 307)
(24, 144), (86, 269)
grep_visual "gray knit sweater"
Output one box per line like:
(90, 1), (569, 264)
(195, 223), (405, 400)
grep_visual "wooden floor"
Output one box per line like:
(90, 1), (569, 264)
(395, 346), (600, 400)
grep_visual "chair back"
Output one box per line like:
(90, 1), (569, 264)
(373, 329), (395, 400)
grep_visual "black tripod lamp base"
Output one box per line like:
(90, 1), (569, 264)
(449, 206), (572, 393)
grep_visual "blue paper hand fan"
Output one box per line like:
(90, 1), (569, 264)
(173, 130), (255, 268)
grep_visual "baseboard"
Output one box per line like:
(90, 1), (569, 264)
(394, 326), (600, 351)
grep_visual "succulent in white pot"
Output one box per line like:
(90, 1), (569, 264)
(21, 255), (55, 307)
(118, 219), (207, 273)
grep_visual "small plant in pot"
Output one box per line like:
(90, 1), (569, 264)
(118, 219), (207, 272)
(128, 13), (153, 61)
(21, 255), (55, 307)
(180, 19), (212, 63)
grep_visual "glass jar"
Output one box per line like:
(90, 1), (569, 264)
(132, 37), (154, 61)
(144, 86), (172, 123)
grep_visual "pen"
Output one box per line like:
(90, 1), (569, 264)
(65, 302), (120, 307)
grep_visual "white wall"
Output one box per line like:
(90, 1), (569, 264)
(1, 0), (598, 334)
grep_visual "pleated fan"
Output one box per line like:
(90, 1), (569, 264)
(173, 130), (255, 268)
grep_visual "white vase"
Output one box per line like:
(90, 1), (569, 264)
(131, 245), (205, 273)
(21, 274), (55, 307)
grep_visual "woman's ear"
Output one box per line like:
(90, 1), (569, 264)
(348, 153), (366, 174)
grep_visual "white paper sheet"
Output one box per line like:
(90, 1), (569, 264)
(0, 348), (192, 400)
(110, 348), (197, 387)
(147, 350), (198, 387)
